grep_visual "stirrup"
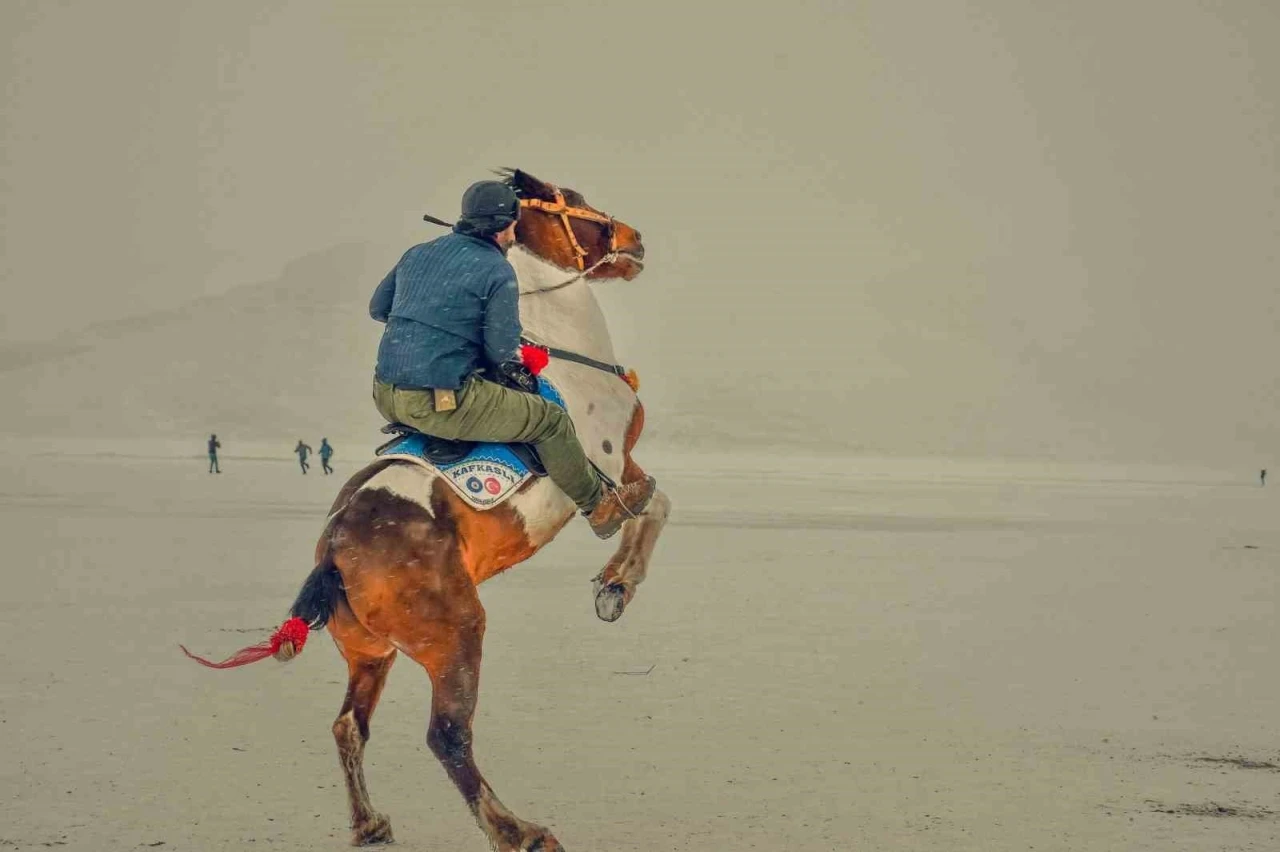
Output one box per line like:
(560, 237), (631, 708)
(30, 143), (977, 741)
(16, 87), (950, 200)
(605, 486), (642, 520)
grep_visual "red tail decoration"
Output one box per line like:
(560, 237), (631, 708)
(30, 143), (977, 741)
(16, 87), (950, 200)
(180, 617), (311, 669)
(520, 344), (550, 376)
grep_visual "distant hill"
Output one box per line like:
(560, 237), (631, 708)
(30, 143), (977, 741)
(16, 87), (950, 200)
(0, 243), (390, 445)
(0, 243), (710, 455)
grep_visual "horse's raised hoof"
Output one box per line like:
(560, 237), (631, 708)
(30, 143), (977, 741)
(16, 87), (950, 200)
(351, 812), (394, 846)
(592, 571), (633, 623)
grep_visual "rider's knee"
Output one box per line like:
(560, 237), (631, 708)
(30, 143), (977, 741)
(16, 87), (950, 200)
(534, 404), (572, 439)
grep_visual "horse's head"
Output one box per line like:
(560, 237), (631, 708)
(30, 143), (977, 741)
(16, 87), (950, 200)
(497, 168), (646, 282)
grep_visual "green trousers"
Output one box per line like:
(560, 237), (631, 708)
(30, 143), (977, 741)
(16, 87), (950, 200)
(373, 376), (604, 511)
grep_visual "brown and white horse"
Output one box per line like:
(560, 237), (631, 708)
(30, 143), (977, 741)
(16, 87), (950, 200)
(182, 169), (671, 851)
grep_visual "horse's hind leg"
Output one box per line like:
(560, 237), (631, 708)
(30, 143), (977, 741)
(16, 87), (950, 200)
(329, 602), (398, 846)
(404, 595), (564, 852)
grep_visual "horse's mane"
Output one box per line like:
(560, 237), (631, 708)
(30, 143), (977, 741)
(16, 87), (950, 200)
(493, 167), (526, 197)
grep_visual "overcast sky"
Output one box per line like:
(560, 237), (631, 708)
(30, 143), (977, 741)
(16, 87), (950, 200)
(2, 0), (1277, 465)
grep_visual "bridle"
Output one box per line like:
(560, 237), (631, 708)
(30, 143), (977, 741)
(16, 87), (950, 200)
(518, 191), (619, 272)
(514, 192), (640, 392)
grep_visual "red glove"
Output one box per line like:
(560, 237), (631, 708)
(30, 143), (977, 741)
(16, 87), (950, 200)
(520, 344), (550, 376)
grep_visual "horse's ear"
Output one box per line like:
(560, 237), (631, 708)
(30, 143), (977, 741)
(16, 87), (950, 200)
(502, 168), (558, 202)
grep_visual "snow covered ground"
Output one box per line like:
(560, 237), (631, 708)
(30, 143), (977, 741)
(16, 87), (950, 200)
(1, 442), (1277, 850)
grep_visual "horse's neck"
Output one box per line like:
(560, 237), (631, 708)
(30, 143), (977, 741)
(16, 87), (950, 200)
(509, 247), (617, 362)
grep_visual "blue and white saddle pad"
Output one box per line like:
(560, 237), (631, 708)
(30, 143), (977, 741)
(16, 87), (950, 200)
(375, 377), (567, 511)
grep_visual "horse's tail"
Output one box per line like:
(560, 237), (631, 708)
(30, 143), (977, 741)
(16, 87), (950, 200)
(180, 552), (347, 670)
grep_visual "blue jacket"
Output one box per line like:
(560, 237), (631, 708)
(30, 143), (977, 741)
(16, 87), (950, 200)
(370, 231), (522, 390)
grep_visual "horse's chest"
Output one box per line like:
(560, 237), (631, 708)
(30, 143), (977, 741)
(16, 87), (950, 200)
(548, 364), (633, 481)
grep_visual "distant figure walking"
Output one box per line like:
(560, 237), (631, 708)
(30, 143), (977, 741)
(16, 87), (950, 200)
(207, 434), (221, 474)
(319, 438), (334, 475)
(1262, 469), (1267, 487)
(295, 440), (313, 474)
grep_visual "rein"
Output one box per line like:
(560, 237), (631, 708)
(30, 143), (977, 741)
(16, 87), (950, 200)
(516, 250), (620, 297)
(520, 336), (628, 380)
(514, 247), (638, 391)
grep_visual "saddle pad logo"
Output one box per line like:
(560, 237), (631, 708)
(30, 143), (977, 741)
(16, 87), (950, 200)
(445, 461), (525, 508)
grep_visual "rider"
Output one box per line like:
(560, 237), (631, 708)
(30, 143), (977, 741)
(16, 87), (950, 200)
(369, 180), (655, 539)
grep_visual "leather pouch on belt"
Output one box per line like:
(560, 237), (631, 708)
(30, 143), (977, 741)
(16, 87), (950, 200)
(432, 388), (458, 412)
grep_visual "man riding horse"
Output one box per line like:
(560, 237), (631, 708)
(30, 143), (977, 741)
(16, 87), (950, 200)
(368, 179), (656, 539)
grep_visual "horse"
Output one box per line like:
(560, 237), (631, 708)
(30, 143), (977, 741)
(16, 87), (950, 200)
(181, 168), (672, 851)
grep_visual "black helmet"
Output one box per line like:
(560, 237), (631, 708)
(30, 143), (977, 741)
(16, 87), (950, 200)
(456, 180), (520, 236)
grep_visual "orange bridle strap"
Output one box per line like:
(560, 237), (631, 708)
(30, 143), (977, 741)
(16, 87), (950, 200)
(519, 192), (618, 271)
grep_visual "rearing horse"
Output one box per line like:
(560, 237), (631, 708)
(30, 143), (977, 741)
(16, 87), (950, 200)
(181, 169), (671, 851)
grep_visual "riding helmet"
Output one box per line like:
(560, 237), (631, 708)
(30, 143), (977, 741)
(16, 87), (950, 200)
(456, 180), (521, 236)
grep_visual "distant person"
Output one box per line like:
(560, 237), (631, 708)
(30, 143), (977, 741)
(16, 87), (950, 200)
(207, 434), (221, 474)
(1262, 469), (1267, 487)
(319, 438), (334, 475)
(295, 440), (313, 474)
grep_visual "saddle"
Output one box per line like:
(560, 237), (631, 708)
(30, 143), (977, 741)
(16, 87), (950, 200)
(375, 422), (549, 477)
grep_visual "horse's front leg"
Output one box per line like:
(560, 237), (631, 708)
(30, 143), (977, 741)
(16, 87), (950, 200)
(593, 482), (670, 622)
(593, 399), (671, 622)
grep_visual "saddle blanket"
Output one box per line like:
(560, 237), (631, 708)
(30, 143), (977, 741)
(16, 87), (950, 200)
(375, 378), (567, 511)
